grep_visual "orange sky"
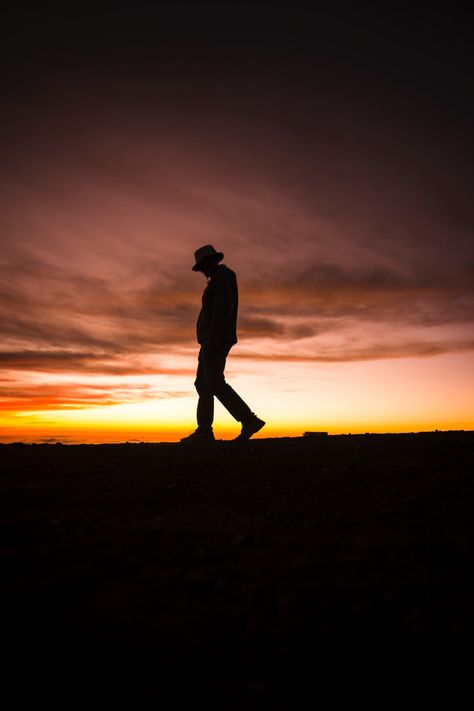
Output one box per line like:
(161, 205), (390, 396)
(1, 5), (473, 442)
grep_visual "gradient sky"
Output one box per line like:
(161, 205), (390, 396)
(1, 3), (473, 441)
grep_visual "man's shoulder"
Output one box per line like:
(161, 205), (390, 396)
(215, 264), (237, 282)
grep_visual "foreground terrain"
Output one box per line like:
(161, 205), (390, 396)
(1, 432), (473, 708)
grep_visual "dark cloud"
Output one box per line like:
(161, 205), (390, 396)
(235, 338), (474, 364)
(1, 252), (473, 382)
(238, 315), (285, 338)
(0, 379), (190, 411)
(0, 350), (106, 369)
(0, 350), (194, 377)
(242, 264), (474, 328)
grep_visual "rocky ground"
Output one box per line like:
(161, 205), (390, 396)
(1, 432), (473, 708)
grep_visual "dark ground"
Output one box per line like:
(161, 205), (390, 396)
(1, 432), (473, 708)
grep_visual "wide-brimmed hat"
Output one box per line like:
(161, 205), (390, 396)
(192, 245), (224, 271)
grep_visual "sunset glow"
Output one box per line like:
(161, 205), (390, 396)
(2, 5), (473, 443)
(1, 347), (473, 442)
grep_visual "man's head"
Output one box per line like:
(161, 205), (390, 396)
(192, 245), (224, 276)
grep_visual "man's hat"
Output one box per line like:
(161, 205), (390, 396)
(192, 245), (224, 271)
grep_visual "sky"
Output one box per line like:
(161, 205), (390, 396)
(1, 2), (473, 442)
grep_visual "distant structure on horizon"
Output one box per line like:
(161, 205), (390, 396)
(303, 431), (329, 437)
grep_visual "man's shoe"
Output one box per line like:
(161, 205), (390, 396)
(234, 415), (265, 441)
(180, 428), (215, 444)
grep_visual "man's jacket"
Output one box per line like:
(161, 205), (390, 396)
(196, 264), (238, 347)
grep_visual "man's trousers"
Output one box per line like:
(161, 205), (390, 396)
(195, 343), (253, 429)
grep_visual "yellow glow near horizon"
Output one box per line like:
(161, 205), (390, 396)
(1, 351), (473, 442)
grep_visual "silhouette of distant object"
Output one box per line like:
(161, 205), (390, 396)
(304, 431), (329, 437)
(181, 245), (265, 444)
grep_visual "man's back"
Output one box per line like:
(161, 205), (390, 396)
(196, 264), (238, 347)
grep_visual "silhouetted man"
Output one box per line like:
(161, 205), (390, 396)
(181, 245), (265, 443)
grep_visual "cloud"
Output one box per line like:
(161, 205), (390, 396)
(0, 376), (191, 412)
(1, 251), (473, 382)
(0, 351), (195, 377)
(234, 338), (474, 364)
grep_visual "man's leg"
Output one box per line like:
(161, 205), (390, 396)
(181, 349), (216, 442)
(195, 348), (214, 431)
(201, 344), (254, 423)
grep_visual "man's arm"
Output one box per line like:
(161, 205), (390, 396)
(208, 270), (236, 347)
